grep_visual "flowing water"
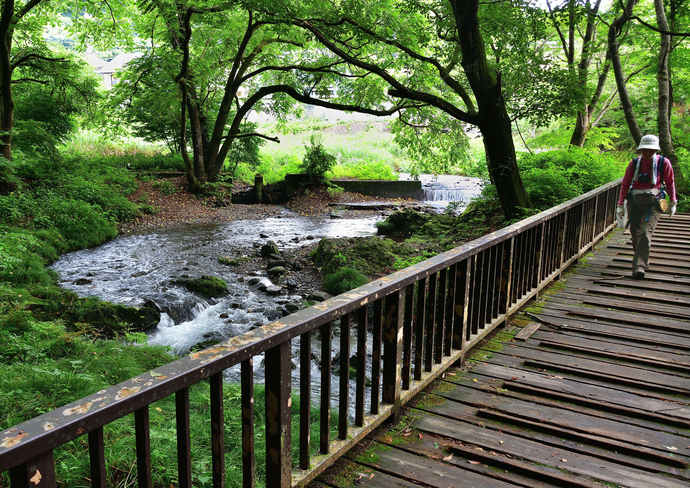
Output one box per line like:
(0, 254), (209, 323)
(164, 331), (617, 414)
(51, 176), (482, 408)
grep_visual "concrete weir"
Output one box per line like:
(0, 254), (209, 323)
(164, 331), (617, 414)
(329, 179), (423, 199)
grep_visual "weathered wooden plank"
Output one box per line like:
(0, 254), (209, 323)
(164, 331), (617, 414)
(375, 426), (591, 488)
(416, 398), (690, 478)
(527, 309), (690, 350)
(414, 413), (689, 488)
(545, 302), (690, 334)
(488, 342), (690, 394)
(514, 322), (541, 341)
(430, 384), (690, 461)
(534, 334), (690, 372)
(549, 292), (690, 321)
(353, 443), (517, 488)
(466, 363), (690, 424)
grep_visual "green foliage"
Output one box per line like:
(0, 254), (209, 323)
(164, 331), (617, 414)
(329, 161), (397, 180)
(12, 120), (61, 161)
(151, 180), (179, 195)
(391, 110), (470, 176)
(300, 134), (337, 183)
(323, 267), (369, 295)
(518, 147), (627, 211)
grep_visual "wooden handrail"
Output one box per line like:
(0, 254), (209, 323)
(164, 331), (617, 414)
(0, 178), (623, 487)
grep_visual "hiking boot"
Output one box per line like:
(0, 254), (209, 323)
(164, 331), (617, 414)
(632, 269), (645, 280)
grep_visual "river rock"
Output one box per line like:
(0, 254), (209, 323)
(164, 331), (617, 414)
(267, 266), (286, 277)
(247, 277), (262, 286)
(267, 259), (292, 269)
(284, 302), (300, 314)
(74, 278), (92, 285)
(173, 275), (228, 298)
(285, 279), (298, 289)
(308, 290), (333, 302)
(261, 240), (280, 257)
(265, 285), (283, 295)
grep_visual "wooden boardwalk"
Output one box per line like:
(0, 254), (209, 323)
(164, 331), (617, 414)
(311, 214), (690, 488)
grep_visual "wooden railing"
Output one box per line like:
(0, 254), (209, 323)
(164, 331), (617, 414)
(0, 179), (622, 487)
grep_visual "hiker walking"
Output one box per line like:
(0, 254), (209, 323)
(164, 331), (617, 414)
(616, 134), (677, 280)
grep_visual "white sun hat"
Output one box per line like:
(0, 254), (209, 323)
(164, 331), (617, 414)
(637, 134), (660, 151)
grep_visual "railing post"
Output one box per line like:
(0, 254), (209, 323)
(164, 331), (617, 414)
(176, 388), (192, 488)
(503, 238), (514, 314)
(558, 211), (568, 278)
(210, 372), (225, 488)
(265, 342), (292, 487)
(10, 451), (56, 488)
(242, 359), (255, 487)
(135, 406), (152, 488)
(591, 193), (600, 244)
(452, 259), (470, 353)
(382, 290), (404, 411)
(88, 427), (107, 488)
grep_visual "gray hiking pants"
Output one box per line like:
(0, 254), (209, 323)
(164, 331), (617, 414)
(629, 201), (662, 272)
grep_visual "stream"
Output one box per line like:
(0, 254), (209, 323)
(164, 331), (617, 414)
(51, 176), (482, 410)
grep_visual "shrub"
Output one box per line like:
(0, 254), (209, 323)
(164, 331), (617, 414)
(518, 147), (626, 211)
(300, 134), (337, 183)
(323, 267), (369, 295)
(45, 198), (117, 250)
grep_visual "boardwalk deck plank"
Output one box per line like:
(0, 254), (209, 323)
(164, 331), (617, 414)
(316, 221), (690, 488)
(414, 414), (689, 488)
(485, 344), (690, 394)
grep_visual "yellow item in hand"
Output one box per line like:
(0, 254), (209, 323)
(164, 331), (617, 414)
(659, 198), (669, 212)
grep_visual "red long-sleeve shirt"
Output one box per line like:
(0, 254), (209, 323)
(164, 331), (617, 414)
(617, 155), (676, 205)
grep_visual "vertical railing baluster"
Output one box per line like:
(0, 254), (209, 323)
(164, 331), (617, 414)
(242, 360), (255, 487)
(503, 237), (514, 314)
(444, 263), (457, 356)
(300, 332), (311, 469)
(176, 388), (192, 488)
(425, 272), (437, 371)
(453, 260), (470, 351)
(265, 342), (292, 487)
(414, 277), (427, 381)
(10, 452), (56, 488)
(402, 284), (414, 389)
(522, 231), (531, 296)
(355, 306), (368, 426)
(88, 427), (107, 488)
(320, 322), (332, 452)
(371, 300), (383, 415)
(339, 314), (351, 440)
(471, 251), (483, 335)
(479, 249), (491, 328)
(490, 244), (501, 320)
(535, 225), (545, 290)
(135, 406), (152, 488)
(435, 268), (447, 363)
(523, 229), (534, 296)
(382, 290), (404, 411)
(466, 255), (476, 341)
(210, 372), (225, 488)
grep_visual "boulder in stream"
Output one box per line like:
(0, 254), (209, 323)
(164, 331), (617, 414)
(173, 275), (228, 298)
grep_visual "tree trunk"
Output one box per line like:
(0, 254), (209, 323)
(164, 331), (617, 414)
(0, 1), (14, 160)
(451, 0), (531, 220)
(654, 0), (686, 191)
(570, 111), (589, 147)
(608, 0), (643, 145)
